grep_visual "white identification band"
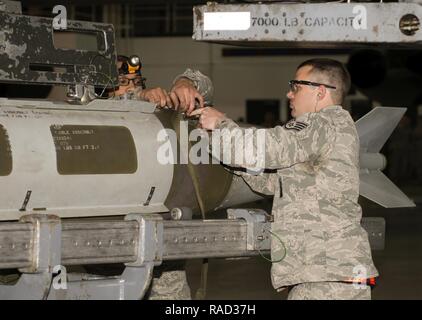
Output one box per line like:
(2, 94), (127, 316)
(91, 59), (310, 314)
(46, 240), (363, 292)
(203, 12), (251, 31)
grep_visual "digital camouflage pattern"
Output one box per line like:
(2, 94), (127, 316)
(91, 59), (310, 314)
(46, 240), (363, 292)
(146, 265), (191, 300)
(215, 105), (379, 291)
(173, 69), (214, 106)
(287, 281), (371, 300)
(0, 10), (118, 87)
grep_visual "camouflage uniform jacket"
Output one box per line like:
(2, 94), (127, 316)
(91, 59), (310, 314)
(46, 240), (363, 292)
(114, 69), (213, 104)
(112, 69), (213, 300)
(172, 69), (214, 106)
(214, 105), (379, 289)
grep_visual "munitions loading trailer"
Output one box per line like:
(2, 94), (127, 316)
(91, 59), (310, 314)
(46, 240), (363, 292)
(2, 0), (418, 299)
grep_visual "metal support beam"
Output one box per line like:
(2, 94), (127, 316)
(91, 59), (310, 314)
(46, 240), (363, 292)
(162, 209), (271, 260)
(48, 213), (163, 300)
(0, 214), (61, 300)
(0, 211), (385, 299)
(193, 2), (422, 48)
(0, 212), (385, 269)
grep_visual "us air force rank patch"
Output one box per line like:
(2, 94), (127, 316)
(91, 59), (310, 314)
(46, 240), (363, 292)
(284, 120), (309, 131)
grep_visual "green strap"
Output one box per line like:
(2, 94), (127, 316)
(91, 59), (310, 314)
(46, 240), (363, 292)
(171, 112), (209, 300)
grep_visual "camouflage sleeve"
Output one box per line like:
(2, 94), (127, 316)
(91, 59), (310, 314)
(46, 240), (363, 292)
(238, 171), (278, 196)
(173, 69), (214, 106)
(222, 164), (277, 196)
(213, 113), (334, 171)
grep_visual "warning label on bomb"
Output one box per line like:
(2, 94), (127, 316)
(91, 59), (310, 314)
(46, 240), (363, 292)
(50, 124), (137, 175)
(0, 125), (12, 176)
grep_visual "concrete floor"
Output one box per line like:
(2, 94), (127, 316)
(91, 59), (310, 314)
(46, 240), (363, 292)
(186, 189), (422, 300)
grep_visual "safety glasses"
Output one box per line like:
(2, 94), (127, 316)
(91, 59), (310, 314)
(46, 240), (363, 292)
(288, 80), (336, 93)
(118, 76), (143, 86)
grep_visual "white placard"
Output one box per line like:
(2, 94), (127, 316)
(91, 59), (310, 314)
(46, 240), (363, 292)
(203, 12), (251, 31)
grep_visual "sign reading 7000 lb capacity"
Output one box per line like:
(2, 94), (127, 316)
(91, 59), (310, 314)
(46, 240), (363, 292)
(251, 5), (367, 30)
(197, 3), (421, 43)
(199, 4), (373, 33)
(252, 14), (361, 28)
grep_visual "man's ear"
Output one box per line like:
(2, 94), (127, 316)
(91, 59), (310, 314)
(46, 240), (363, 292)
(318, 85), (327, 100)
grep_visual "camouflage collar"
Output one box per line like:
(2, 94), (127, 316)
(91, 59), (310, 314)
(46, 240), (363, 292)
(320, 105), (343, 112)
(293, 105), (343, 122)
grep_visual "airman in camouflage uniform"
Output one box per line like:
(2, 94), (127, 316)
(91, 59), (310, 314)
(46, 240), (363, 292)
(191, 58), (378, 300)
(112, 58), (213, 300)
(146, 68), (214, 300)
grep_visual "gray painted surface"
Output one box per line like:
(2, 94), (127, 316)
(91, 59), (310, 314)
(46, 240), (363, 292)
(193, 3), (422, 47)
(0, 9), (118, 87)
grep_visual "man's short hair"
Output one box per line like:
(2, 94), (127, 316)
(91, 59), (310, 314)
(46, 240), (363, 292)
(297, 58), (351, 104)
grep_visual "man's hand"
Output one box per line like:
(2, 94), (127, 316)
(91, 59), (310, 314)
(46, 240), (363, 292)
(190, 107), (226, 131)
(138, 87), (173, 108)
(170, 78), (205, 115)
